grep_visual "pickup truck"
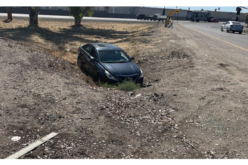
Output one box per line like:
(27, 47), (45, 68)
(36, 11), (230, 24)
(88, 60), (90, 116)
(153, 14), (167, 21)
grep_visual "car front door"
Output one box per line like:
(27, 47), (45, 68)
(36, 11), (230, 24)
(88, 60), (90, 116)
(223, 21), (228, 29)
(88, 47), (99, 76)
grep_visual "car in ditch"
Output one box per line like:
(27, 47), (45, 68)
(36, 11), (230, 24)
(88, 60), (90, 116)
(77, 43), (144, 85)
(221, 21), (243, 34)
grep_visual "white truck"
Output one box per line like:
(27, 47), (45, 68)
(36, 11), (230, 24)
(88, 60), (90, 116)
(153, 14), (167, 21)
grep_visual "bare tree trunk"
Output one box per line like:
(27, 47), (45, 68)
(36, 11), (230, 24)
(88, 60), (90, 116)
(27, 7), (40, 25)
(7, 7), (12, 20)
(74, 17), (82, 26)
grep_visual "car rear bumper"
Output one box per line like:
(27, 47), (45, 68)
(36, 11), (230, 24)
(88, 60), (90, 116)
(230, 28), (243, 32)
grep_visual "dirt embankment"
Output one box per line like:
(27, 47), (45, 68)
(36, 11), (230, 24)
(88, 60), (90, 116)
(1, 19), (248, 159)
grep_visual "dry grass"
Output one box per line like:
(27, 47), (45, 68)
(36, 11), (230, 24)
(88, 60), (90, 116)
(0, 17), (155, 65)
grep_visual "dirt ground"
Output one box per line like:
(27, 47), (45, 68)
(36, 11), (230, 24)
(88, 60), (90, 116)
(1, 17), (248, 159)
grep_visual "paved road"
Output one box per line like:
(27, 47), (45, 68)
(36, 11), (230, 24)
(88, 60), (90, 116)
(180, 22), (248, 51)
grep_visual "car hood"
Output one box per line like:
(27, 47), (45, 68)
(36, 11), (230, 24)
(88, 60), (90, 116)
(100, 62), (141, 76)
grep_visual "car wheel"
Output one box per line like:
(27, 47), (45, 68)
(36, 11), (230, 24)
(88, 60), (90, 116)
(221, 28), (223, 32)
(95, 73), (102, 84)
(226, 28), (229, 33)
(239, 31), (242, 34)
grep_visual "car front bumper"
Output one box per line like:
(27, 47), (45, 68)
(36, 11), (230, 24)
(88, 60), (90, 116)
(100, 75), (144, 85)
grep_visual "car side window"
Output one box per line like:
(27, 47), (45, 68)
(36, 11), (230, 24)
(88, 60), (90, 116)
(83, 45), (92, 54)
(90, 48), (97, 59)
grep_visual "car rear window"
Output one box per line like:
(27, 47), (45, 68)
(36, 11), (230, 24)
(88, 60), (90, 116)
(233, 22), (241, 25)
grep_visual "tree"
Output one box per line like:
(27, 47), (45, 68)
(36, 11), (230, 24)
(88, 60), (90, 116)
(245, 13), (248, 28)
(215, 8), (217, 12)
(7, 7), (12, 21)
(27, 7), (40, 25)
(69, 7), (94, 26)
(201, 9), (204, 11)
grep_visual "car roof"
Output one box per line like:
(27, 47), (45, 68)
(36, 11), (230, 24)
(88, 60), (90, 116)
(88, 43), (122, 51)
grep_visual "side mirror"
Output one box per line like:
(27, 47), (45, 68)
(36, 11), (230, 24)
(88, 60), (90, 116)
(90, 56), (98, 61)
(130, 57), (135, 61)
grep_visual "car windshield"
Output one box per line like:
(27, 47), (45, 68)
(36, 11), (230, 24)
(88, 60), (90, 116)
(99, 50), (131, 63)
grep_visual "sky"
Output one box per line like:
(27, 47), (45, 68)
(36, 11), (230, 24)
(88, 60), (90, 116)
(152, 6), (248, 13)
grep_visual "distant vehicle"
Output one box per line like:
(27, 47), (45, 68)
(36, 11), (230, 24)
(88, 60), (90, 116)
(148, 15), (157, 21)
(189, 11), (210, 22)
(221, 21), (243, 34)
(137, 14), (167, 21)
(207, 17), (215, 22)
(136, 14), (149, 20)
(152, 14), (167, 22)
(77, 43), (144, 85)
(209, 18), (219, 23)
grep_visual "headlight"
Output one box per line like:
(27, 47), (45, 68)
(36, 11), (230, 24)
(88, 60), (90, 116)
(105, 70), (118, 81)
(139, 69), (143, 79)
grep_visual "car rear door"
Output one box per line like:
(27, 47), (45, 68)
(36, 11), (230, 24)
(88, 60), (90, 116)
(88, 47), (99, 76)
(81, 44), (93, 71)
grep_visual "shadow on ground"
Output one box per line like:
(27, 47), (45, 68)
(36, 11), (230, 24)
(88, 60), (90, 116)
(0, 25), (139, 48)
(3, 19), (12, 23)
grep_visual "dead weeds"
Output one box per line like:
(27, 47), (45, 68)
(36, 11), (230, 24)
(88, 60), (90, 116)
(0, 17), (155, 65)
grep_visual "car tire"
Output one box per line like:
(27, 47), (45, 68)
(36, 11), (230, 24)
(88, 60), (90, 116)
(226, 28), (229, 33)
(232, 31), (235, 33)
(95, 73), (102, 84)
(239, 31), (242, 34)
(221, 28), (223, 32)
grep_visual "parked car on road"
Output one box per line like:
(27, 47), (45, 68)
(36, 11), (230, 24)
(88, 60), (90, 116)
(77, 43), (144, 85)
(221, 21), (243, 34)
(207, 16), (215, 22)
(209, 18), (219, 23)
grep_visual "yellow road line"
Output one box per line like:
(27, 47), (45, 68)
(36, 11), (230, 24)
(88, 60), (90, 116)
(179, 23), (248, 52)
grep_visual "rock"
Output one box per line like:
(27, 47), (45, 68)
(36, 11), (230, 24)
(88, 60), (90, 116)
(129, 92), (134, 96)
(11, 136), (21, 141)
(131, 93), (142, 99)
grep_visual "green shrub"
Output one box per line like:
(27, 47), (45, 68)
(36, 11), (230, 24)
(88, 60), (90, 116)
(99, 80), (141, 91)
(117, 81), (141, 91)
